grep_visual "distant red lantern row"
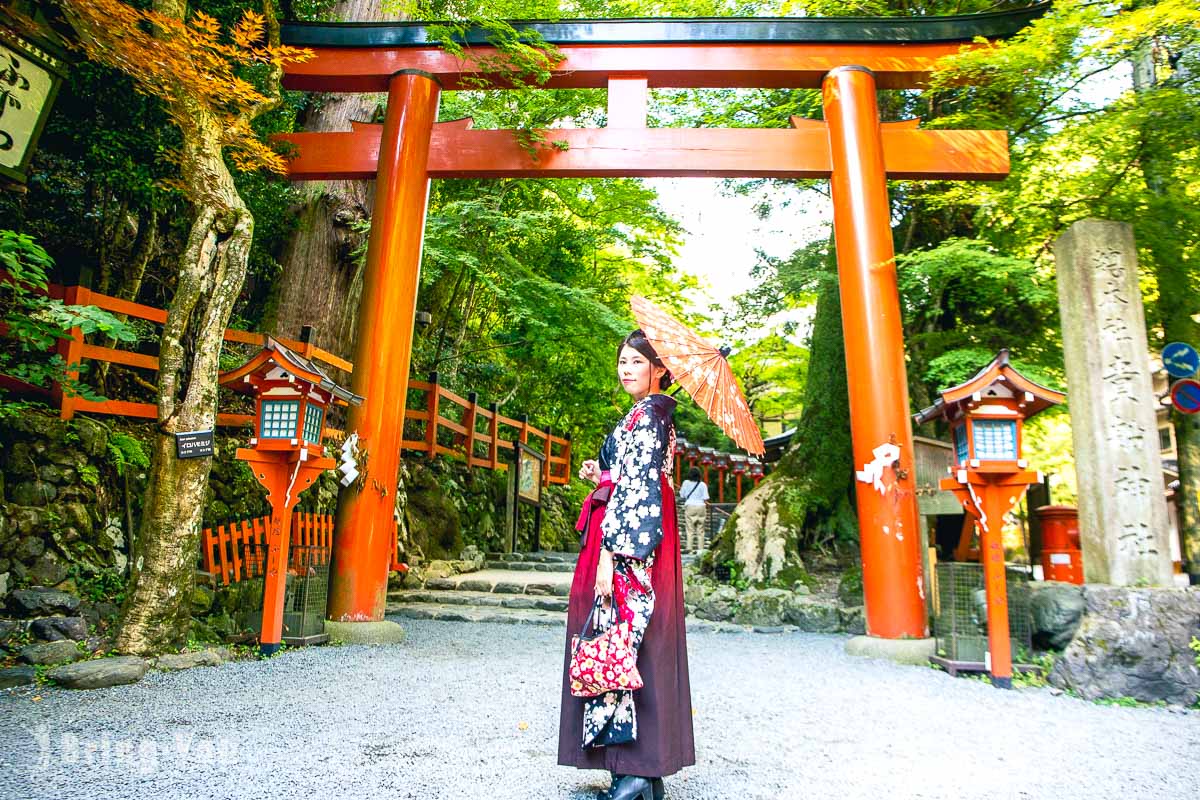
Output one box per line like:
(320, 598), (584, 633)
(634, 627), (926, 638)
(672, 437), (765, 503)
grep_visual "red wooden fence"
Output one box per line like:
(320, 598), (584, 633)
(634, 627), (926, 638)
(200, 512), (405, 586)
(29, 284), (570, 484)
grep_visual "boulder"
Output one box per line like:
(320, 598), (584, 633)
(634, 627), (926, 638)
(782, 597), (841, 633)
(733, 588), (791, 627)
(721, 483), (804, 584)
(10, 481), (57, 506)
(0, 571), (8, 602)
(190, 584), (215, 615)
(27, 552), (68, 587)
(48, 655), (148, 690)
(838, 605), (867, 635)
(1029, 581), (1086, 650)
(1049, 586), (1200, 706)
(0, 665), (38, 689)
(19, 639), (85, 666)
(152, 648), (229, 671)
(8, 586), (81, 617)
(683, 582), (708, 607)
(73, 417), (110, 457)
(0, 617), (23, 644)
(459, 545), (485, 571)
(694, 586), (739, 622)
(30, 616), (89, 642)
(13, 535), (45, 563)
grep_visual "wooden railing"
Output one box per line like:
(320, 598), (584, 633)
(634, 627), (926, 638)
(30, 284), (570, 484)
(404, 371), (571, 486)
(200, 512), (407, 586)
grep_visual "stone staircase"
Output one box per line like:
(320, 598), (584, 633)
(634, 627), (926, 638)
(386, 552), (578, 627)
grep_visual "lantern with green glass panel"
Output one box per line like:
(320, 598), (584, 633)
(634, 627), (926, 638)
(220, 337), (361, 458)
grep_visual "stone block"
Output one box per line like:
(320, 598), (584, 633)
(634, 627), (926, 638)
(1028, 581), (1086, 650)
(8, 586), (80, 617)
(49, 655), (148, 690)
(1049, 585), (1200, 705)
(0, 665), (37, 689)
(19, 639), (85, 666)
(30, 615), (89, 642)
(782, 597), (841, 633)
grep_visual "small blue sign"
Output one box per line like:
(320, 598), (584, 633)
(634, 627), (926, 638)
(1162, 342), (1200, 378)
(1172, 379), (1200, 416)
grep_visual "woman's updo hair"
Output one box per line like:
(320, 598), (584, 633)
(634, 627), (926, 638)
(618, 329), (673, 391)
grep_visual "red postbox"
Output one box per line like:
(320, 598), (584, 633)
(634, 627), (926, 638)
(1036, 505), (1083, 584)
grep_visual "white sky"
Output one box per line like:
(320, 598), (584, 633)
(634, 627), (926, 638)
(644, 177), (828, 342)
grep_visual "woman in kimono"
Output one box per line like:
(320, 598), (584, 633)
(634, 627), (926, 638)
(558, 330), (695, 800)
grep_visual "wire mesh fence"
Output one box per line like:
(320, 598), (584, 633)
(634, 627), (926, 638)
(933, 561), (1033, 663)
(240, 543), (332, 647)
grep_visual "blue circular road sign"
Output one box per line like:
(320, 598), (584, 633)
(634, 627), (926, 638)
(1172, 379), (1200, 415)
(1162, 342), (1200, 378)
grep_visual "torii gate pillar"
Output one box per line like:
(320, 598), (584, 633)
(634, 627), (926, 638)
(824, 67), (929, 642)
(327, 70), (441, 624)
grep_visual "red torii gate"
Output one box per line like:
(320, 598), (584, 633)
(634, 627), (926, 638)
(276, 6), (1045, 642)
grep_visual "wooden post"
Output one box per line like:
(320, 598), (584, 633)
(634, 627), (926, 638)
(464, 391), (478, 462)
(488, 401), (500, 469)
(425, 370), (440, 458)
(52, 285), (90, 421)
(543, 425), (552, 488)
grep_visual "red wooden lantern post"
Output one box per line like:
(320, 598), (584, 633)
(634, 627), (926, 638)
(715, 452), (731, 503)
(699, 447), (714, 487)
(749, 460), (764, 488)
(732, 455), (748, 502)
(219, 338), (362, 656)
(915, 349), (1064, 688)
(673, 436), (689, 486)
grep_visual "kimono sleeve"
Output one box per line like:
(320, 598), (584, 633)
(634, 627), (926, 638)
(600, 403), (669, 561)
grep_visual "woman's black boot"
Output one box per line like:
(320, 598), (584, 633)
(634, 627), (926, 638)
(608, 775), (653, 800)
(597, 773), (626, 800)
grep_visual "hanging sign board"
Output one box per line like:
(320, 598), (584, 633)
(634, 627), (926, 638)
(1163, 342), (1200, 379)
(1171, 379), (1200, 416)
(0, 25), (67, 184)
(175, 430), (215, 459)
(516, 442), (545, 504)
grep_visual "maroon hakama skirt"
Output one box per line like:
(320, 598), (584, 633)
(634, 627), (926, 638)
(557, 475), (696, 777)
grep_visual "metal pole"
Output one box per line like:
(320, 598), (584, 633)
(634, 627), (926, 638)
(328, 71), (441, 622)
(823, 66), (927, 639)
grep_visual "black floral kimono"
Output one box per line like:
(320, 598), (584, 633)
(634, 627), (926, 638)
(559, 393), (696, 778)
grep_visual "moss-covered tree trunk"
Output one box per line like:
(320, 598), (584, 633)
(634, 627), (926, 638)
(712, 238), (856, 579)
(118, 121), (255, 655)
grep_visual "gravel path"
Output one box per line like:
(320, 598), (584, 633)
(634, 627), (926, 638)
(2, 619), (1197, 800)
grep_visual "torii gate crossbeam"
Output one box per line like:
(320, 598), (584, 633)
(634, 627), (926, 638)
(277, 6), (1048, 646)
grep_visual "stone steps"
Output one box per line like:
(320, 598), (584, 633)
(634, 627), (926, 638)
(482, 560), (576, 572)
(485, 551), (579, 563)
(388, 590), (569, 613)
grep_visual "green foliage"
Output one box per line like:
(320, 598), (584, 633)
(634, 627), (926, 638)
(107, 432), (151, 477)
(68, 564), (128, 606)
(1191, 636), (1200, 669)
(0, 231), (138, 404)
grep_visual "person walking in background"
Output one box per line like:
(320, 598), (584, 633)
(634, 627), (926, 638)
(677, 467), (708, 553)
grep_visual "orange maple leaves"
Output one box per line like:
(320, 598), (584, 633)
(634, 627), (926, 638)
(59, 0), (313, 177)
